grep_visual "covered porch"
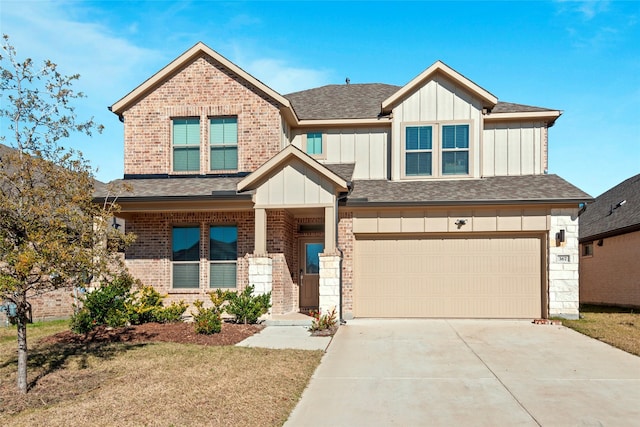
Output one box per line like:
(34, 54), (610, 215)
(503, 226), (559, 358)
(237, 145), (350, 318)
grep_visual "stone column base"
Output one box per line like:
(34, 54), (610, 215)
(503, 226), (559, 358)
(248, 256), (273, 316)
(319, 254), (340, 319)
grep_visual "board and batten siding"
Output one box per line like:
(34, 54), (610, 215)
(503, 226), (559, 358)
(254, 158), (336, 207)
(390, 75), (484, 180)
(482, 121), (547, 176)
(290, 127), (389, 180)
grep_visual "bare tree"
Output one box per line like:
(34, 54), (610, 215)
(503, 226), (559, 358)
(0, 34), (132, 393)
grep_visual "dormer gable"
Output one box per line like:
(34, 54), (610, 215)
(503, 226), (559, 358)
(382, 60), (498, 114)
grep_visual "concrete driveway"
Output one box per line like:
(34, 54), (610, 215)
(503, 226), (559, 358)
(285, 319), (640, 426)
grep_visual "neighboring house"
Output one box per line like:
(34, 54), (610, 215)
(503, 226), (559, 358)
(97, 42), (591, 320)
(579, 174), (640, 308)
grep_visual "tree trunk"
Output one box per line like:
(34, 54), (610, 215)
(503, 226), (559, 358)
(16, 295), (28, 394)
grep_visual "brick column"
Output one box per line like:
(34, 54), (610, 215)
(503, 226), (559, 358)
(248, 255), (273, 316)
(318, 253), (340, 318)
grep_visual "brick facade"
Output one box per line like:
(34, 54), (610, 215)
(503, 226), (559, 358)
(121, 54), (283, 176)
(580, 231), (640, 308)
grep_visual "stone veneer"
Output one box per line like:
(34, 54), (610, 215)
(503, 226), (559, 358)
(318, 253), (341, 318)
(548, 208), (580, 319)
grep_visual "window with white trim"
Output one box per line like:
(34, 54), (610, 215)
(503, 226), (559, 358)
(405, 126), (433, 176)
(442, 124), (469, 175)
(210, 117), (238, 170)
(172, 226), (200, 288)
(173, 118), (200, 172)
(209, 225), (237, 288)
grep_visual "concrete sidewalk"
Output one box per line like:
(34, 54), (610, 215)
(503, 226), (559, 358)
(235, 325), (332, 351)
(285, 319), (640, 426)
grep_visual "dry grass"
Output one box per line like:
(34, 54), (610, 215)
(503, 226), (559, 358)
(561, 305), (640, 356)
(1, 321), (323, 426)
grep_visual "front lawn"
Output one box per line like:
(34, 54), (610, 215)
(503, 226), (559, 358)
(561, 305), (640, 356)
(0, 320), (323, 426)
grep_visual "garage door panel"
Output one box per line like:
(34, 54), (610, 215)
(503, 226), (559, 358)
(354, 236), (541, 318)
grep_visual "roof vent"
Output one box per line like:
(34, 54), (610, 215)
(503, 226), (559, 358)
(345, 77), (350, 85)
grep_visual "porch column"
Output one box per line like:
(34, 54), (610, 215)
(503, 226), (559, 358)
(318, 253), (340, 319)
(324, 205), (336, 254)
(254, 207), (267, 255)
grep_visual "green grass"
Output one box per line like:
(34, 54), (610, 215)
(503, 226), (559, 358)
(561, 305), (640, 356)
(0, 319), (69, 344)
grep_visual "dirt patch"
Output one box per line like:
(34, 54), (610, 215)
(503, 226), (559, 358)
(40, 321), (264, 347)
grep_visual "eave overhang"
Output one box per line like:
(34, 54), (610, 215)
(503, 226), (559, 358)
(344, 198), (590, 208)
(485, 110), (562, 126)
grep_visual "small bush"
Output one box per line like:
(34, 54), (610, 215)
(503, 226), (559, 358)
(309, 307), (338, 334)
(70, 273), (134, 333)
(226, 285), (271, 325)
(156, 301), (188, 323)
(191, 299), (222, 334)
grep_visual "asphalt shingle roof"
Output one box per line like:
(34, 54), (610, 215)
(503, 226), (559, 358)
(285, 84), (400, 120)
(579, 173), (640, 240)
(348, 174), (591, 205)
(97, 176), (245, 199)
(284, 85), (558, 121)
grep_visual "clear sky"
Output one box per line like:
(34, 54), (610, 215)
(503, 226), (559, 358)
(1, 0), (638, 197)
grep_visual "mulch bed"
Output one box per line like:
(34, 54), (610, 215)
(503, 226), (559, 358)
(40, 321), (265, 347)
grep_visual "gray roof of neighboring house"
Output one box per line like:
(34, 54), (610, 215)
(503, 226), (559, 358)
(284, 84), (557, 120)
(347, 174), (591, 205)
(579, 173), (640, 241)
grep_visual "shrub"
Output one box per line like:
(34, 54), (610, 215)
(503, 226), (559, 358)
(225, 285), (271, 325)
(309, 307), (338, 334)
(156, 301), (188, 323)
(70, 273), (134, 333)
(191, 299), (222, 334)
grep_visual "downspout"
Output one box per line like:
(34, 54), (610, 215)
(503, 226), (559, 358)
(336, 182), (353, 325)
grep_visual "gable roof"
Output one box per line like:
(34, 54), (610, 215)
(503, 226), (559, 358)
(347, 174), (592, 206)
(579, 173), (640, 241)
(110, 42), (293, 119)
(237, 145), (349, 193)
(381, 60), (498, 113)
(285, 84), (400, 120)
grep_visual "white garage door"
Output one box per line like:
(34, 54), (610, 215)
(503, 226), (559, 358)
(354, 236), (542, 318)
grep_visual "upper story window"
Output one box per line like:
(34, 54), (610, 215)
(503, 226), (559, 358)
(304, 132), (326, 158)
(173, 118), (200, 172)
(442, 125), (469, 175)
(405, 126), (433, 176)
(210, 117), (238, 170)
(403, 123), (470, 178)
(209, 225), (238, 288)
(172, 226), (200, 289)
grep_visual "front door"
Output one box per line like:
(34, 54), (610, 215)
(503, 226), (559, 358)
(300, 240), (323, 312)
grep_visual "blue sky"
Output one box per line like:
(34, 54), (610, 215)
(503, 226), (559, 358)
(1, 0), (638, 197)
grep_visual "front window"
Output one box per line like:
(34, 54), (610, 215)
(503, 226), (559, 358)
(442, 124), (469, 175)
(306, 132), (323, 156)
(173, 118), (200, 172)
(210, 117), (238, 170)
(405, 126), (433, 176)
(172, 226), (200, 288)
(209, 225), (237, 288)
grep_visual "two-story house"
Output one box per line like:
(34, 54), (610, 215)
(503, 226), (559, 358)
(99, 42), (591, 321)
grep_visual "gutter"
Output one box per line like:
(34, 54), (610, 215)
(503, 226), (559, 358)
(345, 198), (593, 207)
(336, 185), (352, 325)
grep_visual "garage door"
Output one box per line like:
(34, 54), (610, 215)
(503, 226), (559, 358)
(354, 236), (542, 318)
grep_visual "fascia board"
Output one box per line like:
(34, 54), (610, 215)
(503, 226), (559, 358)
(485, 111), (562, 122)
(381, 60), (498, 112)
